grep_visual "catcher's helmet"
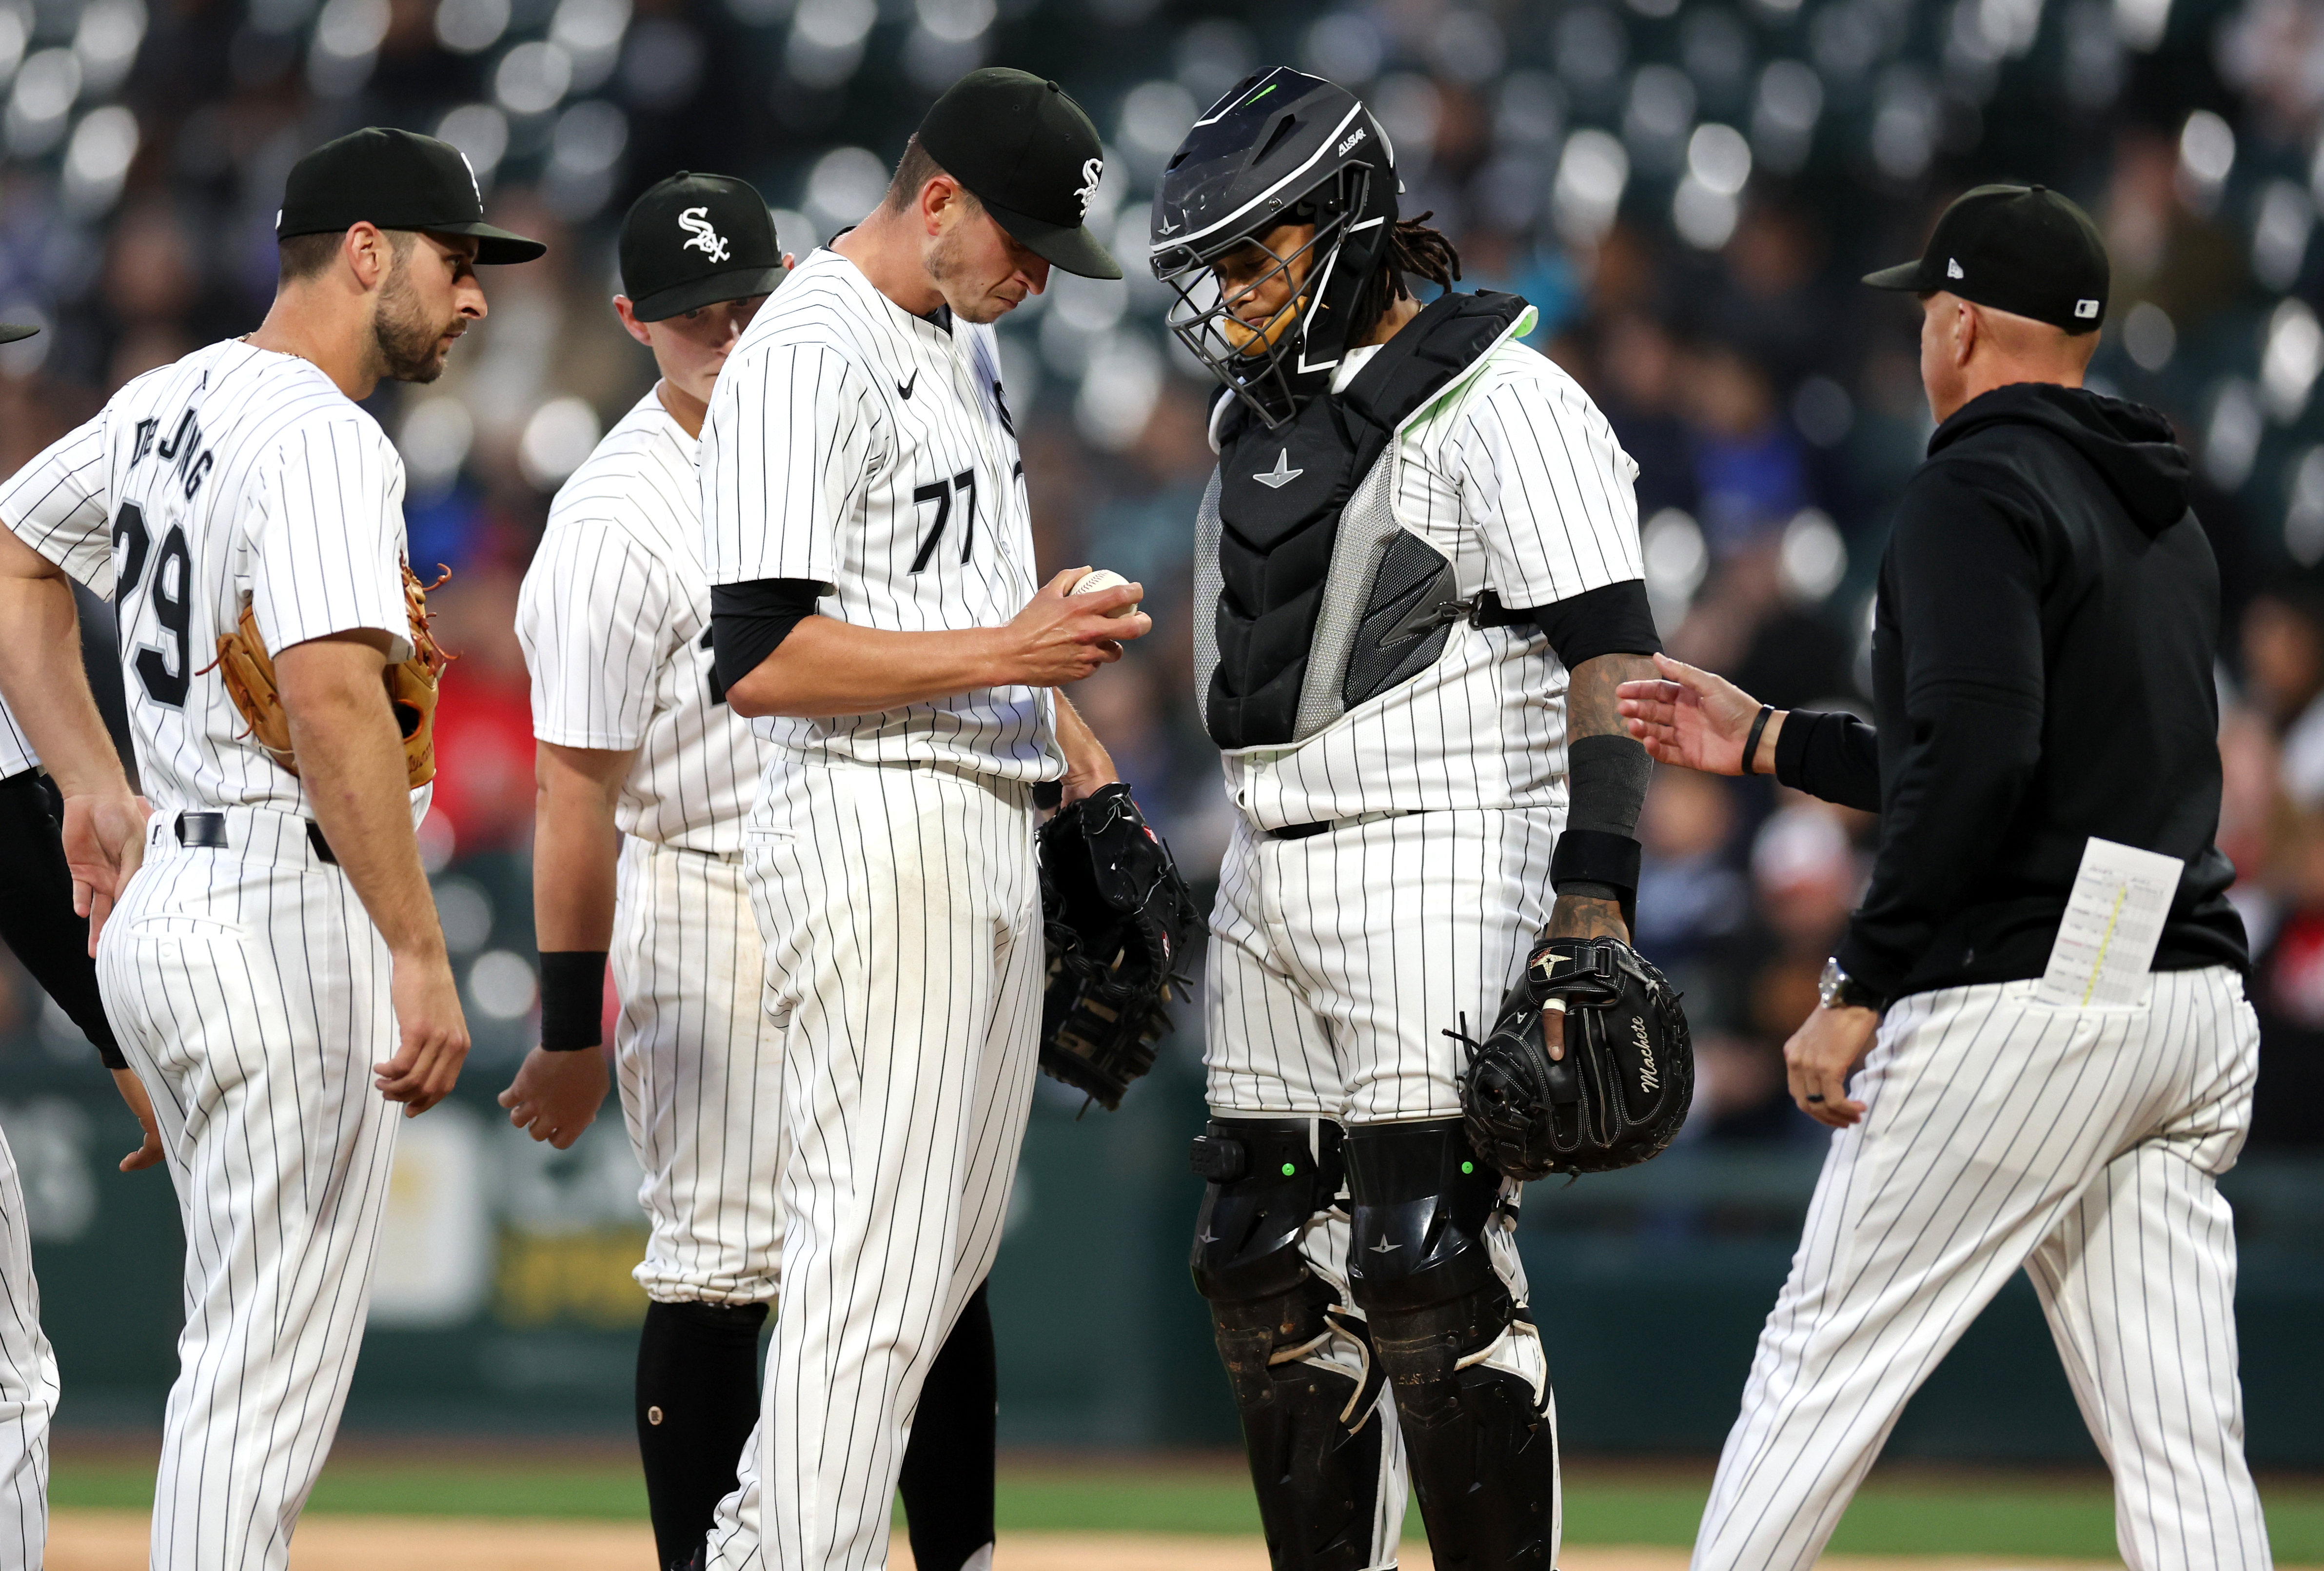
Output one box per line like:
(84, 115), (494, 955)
(1148, 67), (1399, 429)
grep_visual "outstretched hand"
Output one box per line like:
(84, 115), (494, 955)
(1616, 653), (1768, 776)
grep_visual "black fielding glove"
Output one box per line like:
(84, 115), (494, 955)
(1453, 935), (1694, 1180)
(1032, 783), (1206, 1110)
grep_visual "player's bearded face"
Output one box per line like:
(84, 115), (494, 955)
(928, 203), (1048, 326)
(372, 243), (468, 383)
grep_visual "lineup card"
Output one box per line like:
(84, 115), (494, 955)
(2036, 837), (2186, 1009)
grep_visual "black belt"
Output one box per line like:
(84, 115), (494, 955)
(175, 810), (338, 866)
(1265, 810), (1415, 842)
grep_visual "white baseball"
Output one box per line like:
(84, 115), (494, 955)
(1069, 568), (1139, 617)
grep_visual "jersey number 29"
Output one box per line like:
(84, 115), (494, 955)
(112, 501), (193, 708)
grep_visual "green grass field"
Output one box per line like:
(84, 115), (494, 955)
(44, 1454), (2324, 1560)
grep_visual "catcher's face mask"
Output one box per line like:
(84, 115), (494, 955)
(1149, 67), (1400, 430)
(1155, 170), (1372, 426)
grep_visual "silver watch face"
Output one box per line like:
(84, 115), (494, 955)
(1817, 957), (1844, 1008)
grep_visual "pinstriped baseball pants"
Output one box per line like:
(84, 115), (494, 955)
(1693, 966), (2272, 1571)
(706, 759), (1042, 1571)
(97, 810), (400, 1571)
(1203, 808), (1559, 1123)
(614, 836), (785, 1305)
(0, 1127), (57, 1571)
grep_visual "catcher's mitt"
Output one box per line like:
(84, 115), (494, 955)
(1453, 935), (1693, 1180)
(210, 561), (454, 788)
(1034, 783), (1206, 1110)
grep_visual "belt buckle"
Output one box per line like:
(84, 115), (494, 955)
(175, 811), (228, 849)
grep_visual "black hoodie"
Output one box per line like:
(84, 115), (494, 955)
(1772, 381), (2248, 1002)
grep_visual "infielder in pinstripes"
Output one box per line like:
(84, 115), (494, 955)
(690, 68), (1144, 1571)
(0, 315), (166, 1571)
(501, 171), (1002, 1571)
(0, 129), (541, 1571)
(1150, 70), (1667, 1571)
(1625, 187), (2270, 1570)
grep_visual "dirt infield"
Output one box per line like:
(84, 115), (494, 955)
(39, 1511), (2161, 1570)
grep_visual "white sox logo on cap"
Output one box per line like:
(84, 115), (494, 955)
(678, 206), (730, 264)
(1074, 157), (1103, 222)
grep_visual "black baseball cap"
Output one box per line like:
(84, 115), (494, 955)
(276, 127), (545, 265)
(619, 173), (785, 322)
(1864, 183), (2109, 334)
(916, 68), (1122, 280)
(0, 324), (33, 345)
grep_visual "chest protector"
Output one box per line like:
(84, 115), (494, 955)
(1194, 291), (1531, 752)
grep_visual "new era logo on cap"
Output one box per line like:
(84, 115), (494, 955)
(1863, 184), (2110, 334)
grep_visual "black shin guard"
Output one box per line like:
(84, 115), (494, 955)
(1345, 1120), (1556, 1571)
(636, 1298), (769, 1571)
(898, 1284), (997, 1571)
(1192, 1119), (1389, 1571)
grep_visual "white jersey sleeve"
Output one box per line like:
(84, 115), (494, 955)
(0, 411), (118, 596)
(0, 697), (34, 778)
(701, 341), (890, 589)
(519, 520), (673, 752)
(1438, 351), (1645, 609)
(249, 416), (413, 662)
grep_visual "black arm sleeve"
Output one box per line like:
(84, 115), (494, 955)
(1525, 578), (1662, 669)
(1773, 709), (1882, 813)
(710, 578), (826, 696)
(0, 770), (125, 1069)
(1832, 466), (2047, 999)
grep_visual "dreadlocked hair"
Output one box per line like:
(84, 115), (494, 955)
(1346, 213), (1463, 342)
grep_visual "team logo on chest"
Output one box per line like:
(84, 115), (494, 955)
(678, 206), (730, 264)
(1252, 449), (1303, 489)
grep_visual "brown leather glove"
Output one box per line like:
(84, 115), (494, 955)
(210, 562), (455, 787)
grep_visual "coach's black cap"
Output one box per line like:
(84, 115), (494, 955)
(276, 127), (545, 264)
(0, 324), (33, 345)
(916, 68), (1122, 280)
(1864, 183), (2108, 334)
(620, 173), (785, 321)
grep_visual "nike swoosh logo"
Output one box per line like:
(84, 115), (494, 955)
(898, 369), (918, 399)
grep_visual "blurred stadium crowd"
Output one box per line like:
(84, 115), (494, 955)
(1, 0), (2323, 1147)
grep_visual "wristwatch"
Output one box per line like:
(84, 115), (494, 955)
(1818, 957), (1887, 1015)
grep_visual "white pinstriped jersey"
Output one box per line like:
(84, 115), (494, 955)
(699, 246), (1059, 784)
(518, 389), (767, 854)
(1217, 327), (1645, 829)
(0, 340), (421, 820)
(0, 698), (32, 779)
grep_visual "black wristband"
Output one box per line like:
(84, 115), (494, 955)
(1550, 828), (1642, 895)
(539, 950), (608, 1051)
(1741, 704), (1774, 777)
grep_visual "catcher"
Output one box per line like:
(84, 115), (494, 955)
(1149, 70), (1683, 1571)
